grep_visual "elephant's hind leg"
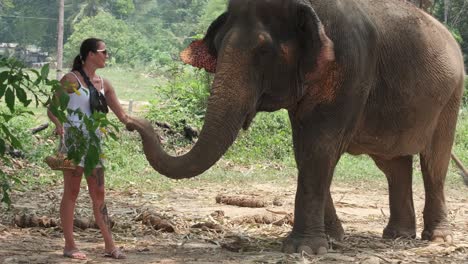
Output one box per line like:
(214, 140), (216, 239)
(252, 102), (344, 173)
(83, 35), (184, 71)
(325, 192), (344, 241)
(419, 96), (460, 243)
(371, 155), (416, 239)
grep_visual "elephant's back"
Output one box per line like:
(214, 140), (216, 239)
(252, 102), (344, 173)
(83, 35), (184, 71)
(322, 0), (465, 157)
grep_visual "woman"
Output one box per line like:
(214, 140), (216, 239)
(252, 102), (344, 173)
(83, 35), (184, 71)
(47, 38), (128, 260)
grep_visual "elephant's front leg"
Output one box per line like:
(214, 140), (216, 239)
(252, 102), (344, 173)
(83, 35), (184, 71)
(282, 150), (337, 254)
(282, 125), (341, 254)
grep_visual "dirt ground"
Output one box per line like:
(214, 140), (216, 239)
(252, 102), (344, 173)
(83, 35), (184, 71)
(1, 176), (467, 264)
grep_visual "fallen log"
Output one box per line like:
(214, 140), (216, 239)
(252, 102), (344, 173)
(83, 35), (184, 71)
(231, 213), (293, 226)
(191, 222), (223, 232)
(73, 216), (115, 230)
(14, 214), (57, 228)
(30, 123), (49, 134)
(215, 194), (266, 208)
(136, 211), (175, 232)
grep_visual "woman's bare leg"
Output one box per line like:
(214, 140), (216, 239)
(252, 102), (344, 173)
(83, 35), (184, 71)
(86, 168), (118, 254)
(61, 168), (86, 259)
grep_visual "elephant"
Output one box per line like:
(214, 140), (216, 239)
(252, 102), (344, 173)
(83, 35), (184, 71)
(127, 0), (465, 255)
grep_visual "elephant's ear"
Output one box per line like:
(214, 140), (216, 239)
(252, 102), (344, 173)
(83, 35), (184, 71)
(297, 4), (335, 75)
(180, 13), (227, 73)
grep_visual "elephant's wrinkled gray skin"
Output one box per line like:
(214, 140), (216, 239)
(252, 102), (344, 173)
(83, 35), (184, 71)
(127, 0), (465, 254)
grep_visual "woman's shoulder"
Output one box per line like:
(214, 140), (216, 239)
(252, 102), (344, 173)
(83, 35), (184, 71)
(101, 77), (114, 92)
(60, 72), (81, 93)
(61, 71), (80, 82)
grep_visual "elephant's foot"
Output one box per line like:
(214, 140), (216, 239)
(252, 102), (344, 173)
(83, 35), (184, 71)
(282, 233), (328, 255)
(421, 227), (453, 243)
(382, 217), (416, 239)
(383, 225), (416, 239)
(325, 218), (344, 241)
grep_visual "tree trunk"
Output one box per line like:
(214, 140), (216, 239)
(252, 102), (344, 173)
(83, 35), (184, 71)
(444, 0), (451, 23)
(56, 0), (64, 80)
(406, 0), (434, 11)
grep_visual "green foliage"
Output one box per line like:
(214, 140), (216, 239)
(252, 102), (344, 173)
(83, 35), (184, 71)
(0, 0), (14, 9)
(453, 111), (468, 167)
(225, 111), (294, 164)
(107, 0), (135, 19)
(146, 64), (210, 132)
(0, 57), (53, 206)
(59, 110), (119, 176)
(448, 27), (463, 44)
(64, 12), (151, 66)
(432, 0), (468, 66)
(0, 0), (58, 51)
(197, 0), (227, 32)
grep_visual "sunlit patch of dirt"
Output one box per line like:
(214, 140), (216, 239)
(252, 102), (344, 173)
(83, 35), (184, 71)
(1, 177), (467, 263)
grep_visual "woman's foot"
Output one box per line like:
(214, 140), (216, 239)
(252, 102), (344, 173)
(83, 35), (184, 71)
(104, 247), (127, 259)
(63, 248), (87, 260)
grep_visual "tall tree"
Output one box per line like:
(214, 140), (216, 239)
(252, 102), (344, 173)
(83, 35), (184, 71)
(56, 0), (64, 79)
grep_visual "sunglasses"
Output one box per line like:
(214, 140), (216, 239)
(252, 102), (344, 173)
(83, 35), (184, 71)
(96, 49), (108, 55)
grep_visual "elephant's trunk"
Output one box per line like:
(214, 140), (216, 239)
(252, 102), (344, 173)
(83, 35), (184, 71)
(127, 48), (253, 179)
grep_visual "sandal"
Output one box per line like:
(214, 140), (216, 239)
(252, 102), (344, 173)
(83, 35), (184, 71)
(63, 248), (87, 260)
(104, 247), (127, 259)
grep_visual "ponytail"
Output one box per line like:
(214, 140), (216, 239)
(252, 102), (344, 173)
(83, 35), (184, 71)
(72, 55), (83, 71)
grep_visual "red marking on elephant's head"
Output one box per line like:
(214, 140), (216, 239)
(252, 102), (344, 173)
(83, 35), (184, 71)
(180, 40), (217, 73)
(303, 24), (338, 103)
(310, 63), (340, 103)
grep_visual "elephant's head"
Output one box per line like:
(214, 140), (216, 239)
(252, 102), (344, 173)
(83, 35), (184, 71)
(127, 0), (335, 179)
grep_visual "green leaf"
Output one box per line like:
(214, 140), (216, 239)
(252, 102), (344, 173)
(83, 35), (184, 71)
(0, 85), (5, 99)
(1, 181), (12, 206)
(59, 92), (70, 110)
(84, 143), (100, 176)
(5, 88), (15, 112)
(108, 132), (118, 141)
(0, 123), (22, 149)
(0, 71), (8, 85)
(0, 138), (5, 155)
(15, 87), (28, 105)
(1, 113), (13, 122)
(24, 99), (32, 107)
(40, 64), (50, 79)
(9, 134), (22, 150)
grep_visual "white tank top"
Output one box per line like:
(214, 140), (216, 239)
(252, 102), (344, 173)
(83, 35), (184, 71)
(65, 72), (105, 127)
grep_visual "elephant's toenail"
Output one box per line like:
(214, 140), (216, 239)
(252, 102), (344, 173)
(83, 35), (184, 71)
(445, 235), (453, 244)
(316, 246), (328, 255)
(298, 245), (313, 255)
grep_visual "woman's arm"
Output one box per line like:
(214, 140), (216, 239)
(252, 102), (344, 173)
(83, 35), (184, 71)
(103, 78), (128, 124)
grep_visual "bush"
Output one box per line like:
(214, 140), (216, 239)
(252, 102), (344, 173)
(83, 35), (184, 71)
(225, 111), (293, 164)
(146, 64), (210, 130)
